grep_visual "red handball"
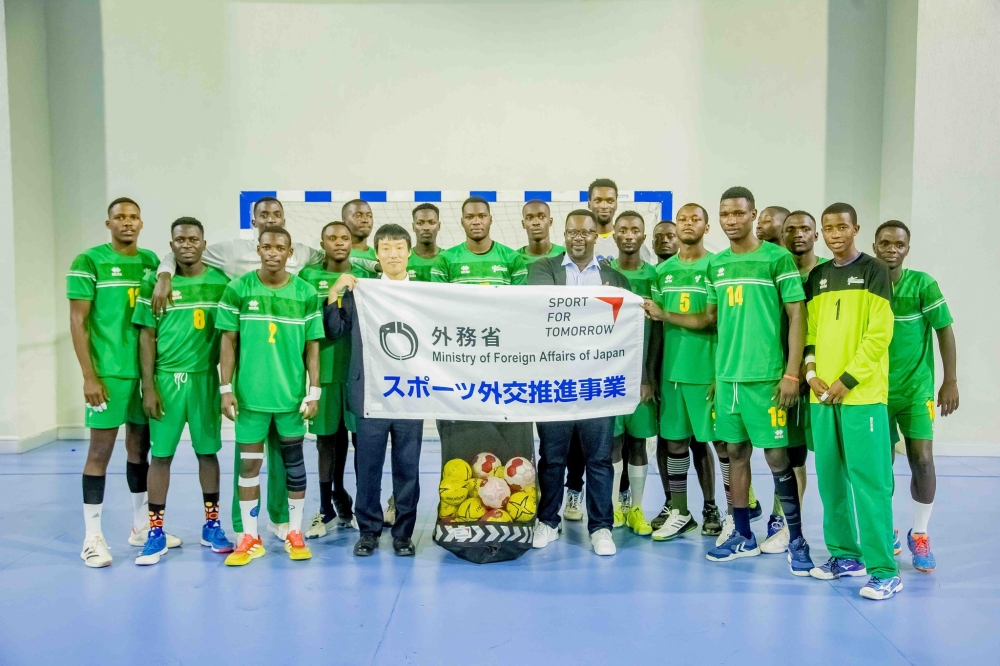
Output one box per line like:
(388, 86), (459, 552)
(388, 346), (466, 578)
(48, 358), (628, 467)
(478, 477), (511, 509)
(472, 452), (502, 479)
(504, 456), (536, 491)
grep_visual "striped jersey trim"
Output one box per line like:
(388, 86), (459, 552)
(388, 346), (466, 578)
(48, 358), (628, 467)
(218, 303), (241, 314)
(96, 280), (142, 288)
(713, 278), (775, 288)
(240, 314), (313, 326)
(922, 298), (946, 313)
(776, 272), (800, 282)
(656, 286), (709, 294)
(893, 313), (924, 322)
(66, 271), (96, 281)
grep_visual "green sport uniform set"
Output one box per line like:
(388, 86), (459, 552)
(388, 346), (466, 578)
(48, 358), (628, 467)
(215, 271), (326, 443)
(298, 266), (356, 435)
(652, 252), (717, 443)
(406, 250), (445, 282)
(786, 258), (829, 451)
(887, 269), (953, 445)
(517, 243), (565, 266)
(706, 242), (806, 447)
(67, 244), (159, 429)
(431, 241), (528, 285)
(132, 267), (230, 457)
(611, 259), (659, 439)
(805, 253), (897, 579)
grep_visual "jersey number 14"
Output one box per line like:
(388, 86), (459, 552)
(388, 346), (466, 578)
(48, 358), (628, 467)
(726, 285), (743, 306)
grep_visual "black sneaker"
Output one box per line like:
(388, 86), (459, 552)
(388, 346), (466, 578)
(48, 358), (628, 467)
(353, 533), (379, 557)
(392, 537), (415, 557)
(333, 490), (355, 528)
(702, 504), (723, 536)
(651, 504), (672, 531)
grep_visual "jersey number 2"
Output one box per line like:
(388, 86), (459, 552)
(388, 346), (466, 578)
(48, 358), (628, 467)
(726, 285), (743, 306)
(268, 322), (277, 344)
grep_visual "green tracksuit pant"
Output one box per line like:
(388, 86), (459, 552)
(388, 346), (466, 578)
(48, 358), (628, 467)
(231, 429), (288, 532)
(810, 402), (898, 578)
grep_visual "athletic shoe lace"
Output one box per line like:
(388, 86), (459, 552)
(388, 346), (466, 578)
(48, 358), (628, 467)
(568, 492), (580, 510)
(912, 533), (930, 557)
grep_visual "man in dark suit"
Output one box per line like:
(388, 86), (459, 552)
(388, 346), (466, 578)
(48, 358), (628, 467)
(323, 224), (423, 557)
(528, 209), (631, 556)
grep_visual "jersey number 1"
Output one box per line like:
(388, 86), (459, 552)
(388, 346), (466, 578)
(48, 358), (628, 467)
(127, 287), (138, 308)
(268, 322), (277, 344)
(768, 406), (787, 427)
(726, 285), (743, 306)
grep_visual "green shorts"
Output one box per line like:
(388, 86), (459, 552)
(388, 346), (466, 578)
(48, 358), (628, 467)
(888, 399), (935, 445)
(308, 383), (356, 436)
(85, 377), (147, 429)
(786, 397), (809, 450)
(659, 382), (715, 443)
(149, 371), (222, 458)
(714, 380), (790, 448)
(235, 409), (307, 444)
(614, 400), (658, 438)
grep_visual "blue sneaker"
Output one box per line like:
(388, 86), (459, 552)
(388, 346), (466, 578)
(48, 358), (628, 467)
(893, 529), (902, 555)
(201, 520), (234, 553)
(859, 575), (903, 600)
(809, 556), (867, 580)
(135, 530), (168, 566)
(787, 536), (814, 576)
(707, 531), (760, 562)
(907, 530), (936, 573)
(748, 501), (763, 523)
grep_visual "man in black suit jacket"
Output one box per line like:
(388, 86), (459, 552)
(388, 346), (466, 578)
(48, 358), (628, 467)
(323, 224), (423, 557)
(527, 210), (631, 556)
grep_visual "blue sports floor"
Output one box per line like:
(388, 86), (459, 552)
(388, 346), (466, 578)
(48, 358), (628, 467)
(1, 441), (998, 666)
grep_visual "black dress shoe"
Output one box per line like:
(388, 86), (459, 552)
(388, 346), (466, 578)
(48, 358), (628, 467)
(354, 533), (379, 557)
(392, 537), (415, 557)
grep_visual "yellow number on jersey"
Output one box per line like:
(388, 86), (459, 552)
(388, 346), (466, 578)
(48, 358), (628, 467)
(726, 284), (743, 306)
(127, 287), (138, 308)
(768, 406), (787, 427)
(193, 308), (205, 330)
(926, 400), (935, 421)
(679, 292), (691, 312)
(268, 322), (277, 343)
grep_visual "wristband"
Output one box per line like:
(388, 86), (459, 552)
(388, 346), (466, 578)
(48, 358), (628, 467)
(300, 386), (322, 413)
(782, 374), (799, 382)
(805, 370), (817, 382)
(220, 384), (233, 395)
(804, 355), (815, 366)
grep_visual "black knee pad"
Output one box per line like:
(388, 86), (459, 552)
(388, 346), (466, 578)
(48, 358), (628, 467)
(788, 445), (808, 468)
(279, 438), (307, 492)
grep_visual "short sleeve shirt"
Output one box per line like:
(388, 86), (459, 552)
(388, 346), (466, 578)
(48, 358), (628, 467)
(298, 266), (353, 384)
(888, 269), (953, 403)
(431, 241), (528, 285)
(653, 253), (716, 384)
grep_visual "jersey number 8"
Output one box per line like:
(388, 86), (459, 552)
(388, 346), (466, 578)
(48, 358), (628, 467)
(193, 308), (205, 330)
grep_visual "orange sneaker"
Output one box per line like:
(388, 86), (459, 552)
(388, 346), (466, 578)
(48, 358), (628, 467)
(225, 534), (265, 566)
(285, 530), (312, 561)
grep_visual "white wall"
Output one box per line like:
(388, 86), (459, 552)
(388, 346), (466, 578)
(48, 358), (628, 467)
(909, 0), (1000, 451)
(0, 0), (18, 444)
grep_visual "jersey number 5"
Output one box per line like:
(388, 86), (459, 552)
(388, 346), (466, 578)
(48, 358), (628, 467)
(193, 308), (205, 330)
(268, 322), (277, 344)
(726, 285), (743, 306)
(679, 293), (691, 312)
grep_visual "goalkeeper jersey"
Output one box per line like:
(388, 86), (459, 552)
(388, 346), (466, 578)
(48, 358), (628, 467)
(298, 265), (352, 384)
(888, 269), (953, 403)
(431, 241), (528, 285)
(66, 244), (159, 379)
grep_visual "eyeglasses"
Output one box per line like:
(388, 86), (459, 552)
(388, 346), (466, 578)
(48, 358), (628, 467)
(565, 230), (596, 239)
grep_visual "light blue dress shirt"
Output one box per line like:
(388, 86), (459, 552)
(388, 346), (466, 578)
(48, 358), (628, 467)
(562, 253), (603, 286)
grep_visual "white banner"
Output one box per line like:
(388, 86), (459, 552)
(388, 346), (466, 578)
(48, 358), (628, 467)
(354, 280), (644, 422)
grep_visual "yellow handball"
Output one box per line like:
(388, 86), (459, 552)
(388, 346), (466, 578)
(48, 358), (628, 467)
(442, 458), (473, 482)
(489, 464), (506, 480)
(465, 478), (479, 498)
(439, 478), (470, 506)
(484, 509), (513, 522)
(456, 497), (486, 522)
(506, 491), (537, 522)
(521, 484), (538, 500)
(438, 502), (458, 519)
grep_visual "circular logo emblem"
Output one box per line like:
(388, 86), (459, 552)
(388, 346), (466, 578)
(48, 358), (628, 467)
(379, 321), (419, 361)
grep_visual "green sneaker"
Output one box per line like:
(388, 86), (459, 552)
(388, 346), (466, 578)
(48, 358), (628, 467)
(626, 506), (653, 536)
(613, 506), (626, 528)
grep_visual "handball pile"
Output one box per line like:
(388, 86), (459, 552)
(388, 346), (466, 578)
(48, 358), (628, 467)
(438, 453), (537, 523)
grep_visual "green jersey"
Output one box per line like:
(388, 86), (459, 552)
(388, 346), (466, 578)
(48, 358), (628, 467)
(407, 250), (444, 282)
(653, 253), (716, 384)
(66, 244), (159, 378)
(612, 259), (659, 374)
(298, 265), (352, 384)
(132, 266), (229, 373)
(350, 247), (379, 279)
(518, 244), (565, 265)
(888, 269), (953, 403)
(215, 271), (325, 412)
(431, 241), (528, 285)
(706, 242), (805, 383)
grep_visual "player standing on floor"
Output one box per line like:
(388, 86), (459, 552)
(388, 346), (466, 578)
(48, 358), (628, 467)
(217, 226), (324, 565)
(805, 203), (900, 600)
(874, 220), (959, 573)
(299, 222), (358, 538)
(407, 203), (444, 281)
(132, 218), (233, 565)
(431, 196), (527, 284)
(68, 198), (180, 567)
(518, 200), (565, 265)
(609, 211), (661, 536)
(645, 203), (722, 540)
(756, 206), (790, 245)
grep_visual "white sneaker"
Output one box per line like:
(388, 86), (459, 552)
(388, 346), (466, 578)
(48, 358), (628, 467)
(760, 520), (790, 554)
(716, 513), (736, 547)
(591, 528), (616, 556)
(81, 535), (112, 568)
(532, 522), (560, 549)
(129, 525), (181, 548)
(305, 513), (328, 539)
(651, 509), (697, 542)
(563, 490), (584, 521)
(267, 522), (289, 541)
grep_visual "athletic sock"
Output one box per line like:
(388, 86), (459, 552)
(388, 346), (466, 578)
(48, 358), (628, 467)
(718, 456), (731, 510)
(203, 492), (220, 524)
(772, 491), (783, 517)
(82, 474), (106, 538)
(771, 466), (802, 540)
(239, 499), (259, 538)
(148, 503), (165, 537)
(627, 464), (647, 511)
(131, 492), (149, 531)
(332, 430), (349, 494)
(83, 503), (103, 539)
(126, 461), (149, 531)
(733, 507), (752, 539)
(288, 495), (306, 533)
(612, 460), (623, 511)
(912, 500), (933, 534)
(320, 481), (335, 521)
(666, 450), (690, 515)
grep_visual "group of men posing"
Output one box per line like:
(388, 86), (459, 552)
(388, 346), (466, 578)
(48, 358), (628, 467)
(68, 179), (958, 601)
